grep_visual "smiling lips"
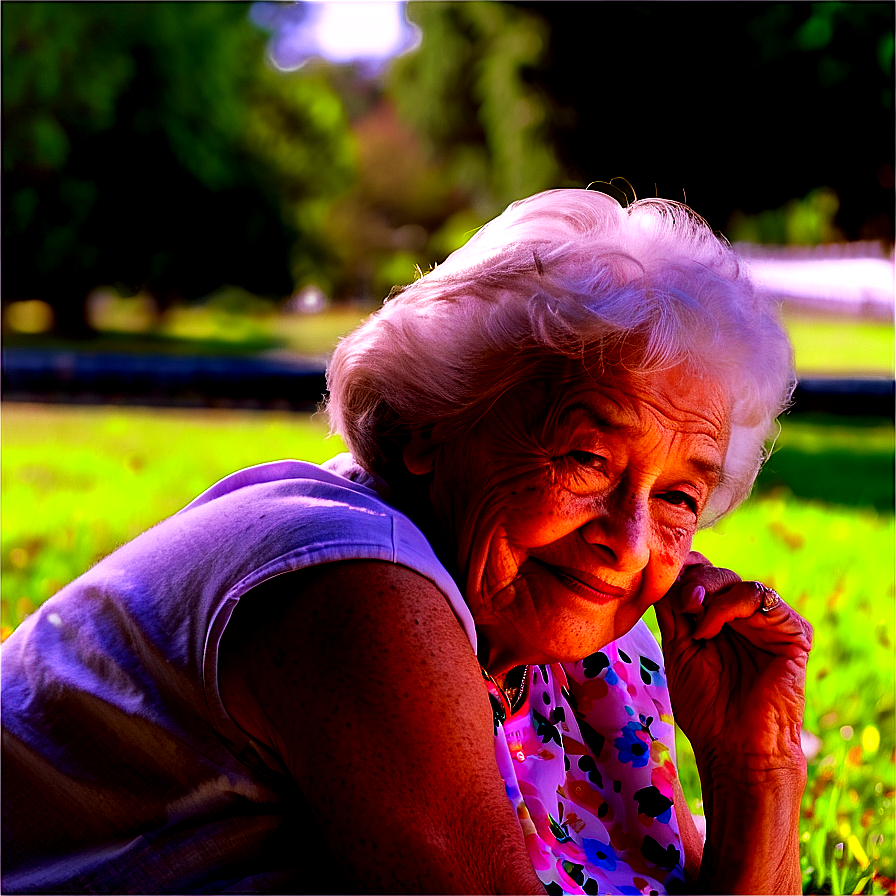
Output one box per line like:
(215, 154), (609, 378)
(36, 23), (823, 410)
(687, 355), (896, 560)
(531, 558), (629, 603)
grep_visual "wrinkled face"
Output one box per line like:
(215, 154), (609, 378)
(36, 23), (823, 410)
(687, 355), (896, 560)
(424, 360), (730, 676)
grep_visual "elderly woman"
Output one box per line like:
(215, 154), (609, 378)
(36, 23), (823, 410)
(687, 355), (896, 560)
(2, 190), (811, 895)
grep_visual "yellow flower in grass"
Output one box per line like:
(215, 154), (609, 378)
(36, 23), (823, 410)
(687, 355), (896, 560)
(861, 725), (880, 754)
(847, 834), (870, 869)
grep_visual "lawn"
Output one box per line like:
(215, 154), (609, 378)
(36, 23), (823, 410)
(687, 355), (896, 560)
(1, 401), (893, 894)
(782, 311), (894, 377)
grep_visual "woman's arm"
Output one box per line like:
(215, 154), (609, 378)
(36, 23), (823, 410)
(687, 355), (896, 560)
(655, 552), (812, 895)
(672, 774), (704, 883)
(696, 761), (805, 894)
(219, 560), (546, 895)
(672, 722), (805, 895)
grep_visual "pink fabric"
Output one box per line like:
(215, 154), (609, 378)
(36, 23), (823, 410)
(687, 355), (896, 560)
(488, 630), (685, 894)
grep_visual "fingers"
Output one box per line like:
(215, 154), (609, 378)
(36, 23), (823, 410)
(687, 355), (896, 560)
(656, 561), (738, 639)
(680, 550), (711, 570)
(677, 560), (742, 599)
(653, 589), (678, 642)
(691, 581), (812, 657)
(654, 556), (723, 642)
(660, 561), (812, 656)
(692, 581), (777, 640)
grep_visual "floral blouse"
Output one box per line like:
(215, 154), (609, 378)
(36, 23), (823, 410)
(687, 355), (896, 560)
(483, 619), (686, 895)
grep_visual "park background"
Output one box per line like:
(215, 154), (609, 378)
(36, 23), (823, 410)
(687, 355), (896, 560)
(2, 3), (894, 894)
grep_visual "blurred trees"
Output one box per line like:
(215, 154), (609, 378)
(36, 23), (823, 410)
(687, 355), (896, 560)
(230, 59), (475, 305)
(322, 102), (466, 303)
(2, 2), (353, 335)
(3, 1), (892, 338)
(388, 2), (560, 213)
(389, 1), (894, 241)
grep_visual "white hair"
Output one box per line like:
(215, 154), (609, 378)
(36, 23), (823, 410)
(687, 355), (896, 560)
(326, 189), (795, 525)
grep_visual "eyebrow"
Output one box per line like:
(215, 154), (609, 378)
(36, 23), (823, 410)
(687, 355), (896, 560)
(558, 401), (724, 484)
(558, 400), (629, 435)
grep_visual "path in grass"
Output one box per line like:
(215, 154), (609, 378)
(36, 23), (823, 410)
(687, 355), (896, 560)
(7, 305), (894, 375)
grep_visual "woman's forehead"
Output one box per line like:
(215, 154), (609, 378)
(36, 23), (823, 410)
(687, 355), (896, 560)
(505, 360), (732, 445)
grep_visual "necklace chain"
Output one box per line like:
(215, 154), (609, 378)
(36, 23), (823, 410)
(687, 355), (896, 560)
(502, 665), (529, 713)
(480, 664), (530, 716)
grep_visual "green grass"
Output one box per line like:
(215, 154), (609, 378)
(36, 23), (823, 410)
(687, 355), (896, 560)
(783, 311), (894, 377)
(1, 404), (893, 894)
(662, 413), (894, 894)
(690, 496), (894, 895)
(757, 414), (895, 512)
(1, 404), (344, 627)
(2, 305), (373, 359)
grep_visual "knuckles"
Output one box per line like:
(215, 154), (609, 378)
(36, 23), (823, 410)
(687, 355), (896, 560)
(800, 617), (814, 651)
(677, 561), (741, 593)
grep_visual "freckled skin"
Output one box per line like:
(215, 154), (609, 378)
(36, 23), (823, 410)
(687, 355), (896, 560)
(418, 359), (730, 682)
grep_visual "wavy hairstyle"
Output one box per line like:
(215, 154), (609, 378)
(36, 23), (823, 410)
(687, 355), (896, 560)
(326, 189), (795, 525)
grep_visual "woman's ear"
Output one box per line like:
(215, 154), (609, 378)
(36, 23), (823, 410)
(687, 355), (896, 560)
(402, 429), (437, 476)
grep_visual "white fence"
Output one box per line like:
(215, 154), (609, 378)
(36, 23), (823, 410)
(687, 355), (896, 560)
(735, 242), (894, 319)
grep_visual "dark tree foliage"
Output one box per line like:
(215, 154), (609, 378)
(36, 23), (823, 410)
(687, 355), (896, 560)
(388, 2), (561, 214)
(394, 1), (894, 240)
(2, 2), (353, 335)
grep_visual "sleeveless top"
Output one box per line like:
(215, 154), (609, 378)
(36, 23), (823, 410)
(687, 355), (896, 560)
(1, 456), (685, 894)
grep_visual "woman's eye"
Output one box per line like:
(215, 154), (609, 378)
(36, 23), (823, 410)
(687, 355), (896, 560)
(567, 450), (604, 469)
(661, 491), (698, 513)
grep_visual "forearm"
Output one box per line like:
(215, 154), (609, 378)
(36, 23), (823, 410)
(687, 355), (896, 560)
(696, 757), (806, 895)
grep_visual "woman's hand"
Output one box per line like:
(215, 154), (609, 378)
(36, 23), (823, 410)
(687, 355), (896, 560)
(655, 552), (812, 894)
(654, 551), (812, 772)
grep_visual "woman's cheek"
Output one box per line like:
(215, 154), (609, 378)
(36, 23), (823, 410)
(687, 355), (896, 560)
(650, 526), (695, 594)
(504, 485), (588, 546)
(485, 535), (526, 596)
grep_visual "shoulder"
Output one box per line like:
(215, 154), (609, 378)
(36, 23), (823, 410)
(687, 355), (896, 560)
(219, 560), (482, 773)
(221, 559), (475, 679)
(177, 458), (398, 542)
(218, 560), (544, 892)
(179, 458), (376, 511)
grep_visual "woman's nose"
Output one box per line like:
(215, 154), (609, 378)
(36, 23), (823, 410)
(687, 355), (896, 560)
(580, 494), (651, 573)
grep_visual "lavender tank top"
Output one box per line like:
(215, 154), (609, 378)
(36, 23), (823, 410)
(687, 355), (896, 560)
(1, 456), (684, 894)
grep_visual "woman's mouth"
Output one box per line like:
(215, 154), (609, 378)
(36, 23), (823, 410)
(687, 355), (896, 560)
(529, 558), (628, 604)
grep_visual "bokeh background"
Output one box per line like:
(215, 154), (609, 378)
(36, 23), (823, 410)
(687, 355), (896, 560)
(2, 3), (894, 894)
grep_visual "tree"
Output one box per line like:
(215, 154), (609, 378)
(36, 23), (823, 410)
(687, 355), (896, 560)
(389, 1), (894, 242)
(322, 99), (467, 302)
(2, 2), (354, 335)
(388, 1), (561, 218)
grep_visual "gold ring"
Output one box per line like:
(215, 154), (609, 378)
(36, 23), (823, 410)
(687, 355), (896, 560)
(756, 583), (781, 613)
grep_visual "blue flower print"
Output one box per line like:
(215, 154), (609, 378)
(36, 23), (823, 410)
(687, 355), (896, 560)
(582, 837), (618, 871)
(614, 720), (650, 767)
